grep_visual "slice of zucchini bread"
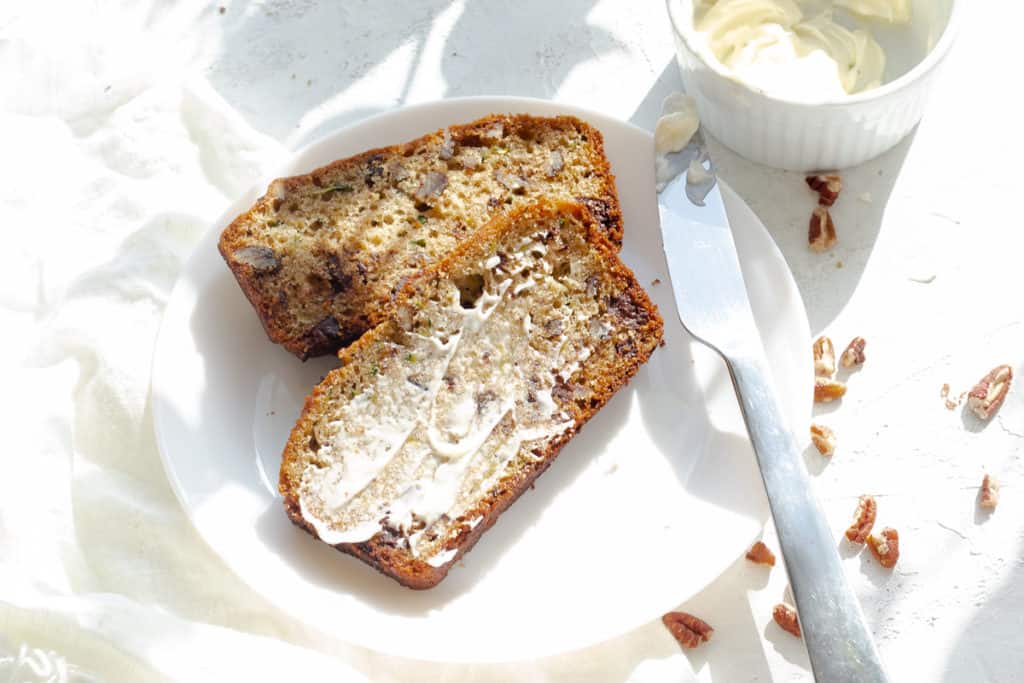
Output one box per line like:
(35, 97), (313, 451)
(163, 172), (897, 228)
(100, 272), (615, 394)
(219, 114), (622, 360)
(278, 199), (661, 589)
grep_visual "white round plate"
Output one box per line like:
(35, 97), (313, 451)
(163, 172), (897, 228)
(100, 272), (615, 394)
(152, 97), (811, 662)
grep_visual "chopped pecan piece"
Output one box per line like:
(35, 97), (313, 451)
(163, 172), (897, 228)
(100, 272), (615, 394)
(232, 245), (280, 273)
(773, 603), (801, 638)
(547, 150), (564, 177)
(808, 207), (837, 252)
(461, 149), (482, 170)
(845, 495), (876, 544)
(866, 527), (899, 568)
(745, 541), (776, 566)
(941, 383), (962, 410)
(662, 611), (714, 649)
(806, 173), (842, 206)
(967, 364), (1013, 420)
(439, 128), (455, 160)
(814, 376), (846, 403)
(481, 122), (504, 140)
(494, 169), (528, 193)
(414, 171), (448, 201)
(840, 337), (867, 368)
(810, 423), (836, 456)
(813, 336), (836, 377)
(980, 474), (1000, 510)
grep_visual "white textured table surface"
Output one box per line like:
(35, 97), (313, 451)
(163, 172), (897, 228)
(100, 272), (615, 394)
(3, 2), (1023, 681)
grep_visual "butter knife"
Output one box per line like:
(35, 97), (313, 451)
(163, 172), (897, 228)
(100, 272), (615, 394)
(657, 135), (888, 682)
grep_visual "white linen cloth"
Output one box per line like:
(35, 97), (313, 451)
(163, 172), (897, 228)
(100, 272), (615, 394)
(3, 1), (1023, 681)
(0, 2), (694, 680)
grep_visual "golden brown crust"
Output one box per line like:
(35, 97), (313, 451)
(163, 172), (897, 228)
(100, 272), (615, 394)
(279, 199), (661, 589)
(220, 114), (623, 360)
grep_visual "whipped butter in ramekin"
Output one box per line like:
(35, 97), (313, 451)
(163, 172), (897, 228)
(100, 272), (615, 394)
(693, 0), (908, 100)
(667, 0), (961, 170)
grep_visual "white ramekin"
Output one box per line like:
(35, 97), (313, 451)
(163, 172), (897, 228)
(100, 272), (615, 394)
(665, 0), (962, 171)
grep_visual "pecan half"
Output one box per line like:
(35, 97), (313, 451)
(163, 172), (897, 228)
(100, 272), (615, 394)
(808, 207), (837, 252)
(980, 474), (1000, 510)
(810, 423), (836, 456)
(967, 364), (1013, 420)
(806, 173), (842, 207)
(662, 611), (714, 649)
(813, 336), (836, 377)
(745, 541), (776, 566)
(814, 376), (847, 403)
(845, 495), (877, 544)
(867, 527), (899, 568)
(773, 603), (801, 638)
(840, 337), (867, 368)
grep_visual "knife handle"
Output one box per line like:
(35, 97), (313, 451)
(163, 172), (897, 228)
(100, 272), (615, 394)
(725, 354), (888, 682)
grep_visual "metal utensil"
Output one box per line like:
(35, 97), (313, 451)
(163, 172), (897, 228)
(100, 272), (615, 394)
(657, 134), (888, 682)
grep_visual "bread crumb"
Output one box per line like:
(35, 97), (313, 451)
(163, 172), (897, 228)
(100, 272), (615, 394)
(218, 5), (226, 14)
(651, 278), (662, 286)
(858, 192), (872, 204)
(835, 260), (844, 269)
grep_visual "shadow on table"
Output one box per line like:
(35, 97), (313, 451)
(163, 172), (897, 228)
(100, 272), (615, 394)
(440, 0), (622, 100)
(629, 61), (918, 335)
(208, 0), (452, 141)
(941, 542), (1024, 682)
(209, 0), (619, 148)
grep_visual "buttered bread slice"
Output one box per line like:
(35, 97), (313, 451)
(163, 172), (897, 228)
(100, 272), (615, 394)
(220, 114), (622, 360)
(279, 200), (662, 589)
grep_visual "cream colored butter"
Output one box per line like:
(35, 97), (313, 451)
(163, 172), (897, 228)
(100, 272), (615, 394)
(835, 0), (910, 23)
(655, 93), (699, 155)
(655, 110), (700, 155)
(687, 159), (713, 185)
(297, 231), (601, 564)
(693, 0), (907, 100)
